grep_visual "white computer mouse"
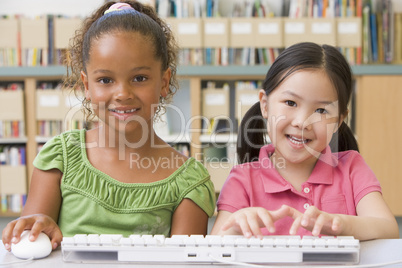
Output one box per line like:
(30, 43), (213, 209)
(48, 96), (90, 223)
(11, 230), (52, 259)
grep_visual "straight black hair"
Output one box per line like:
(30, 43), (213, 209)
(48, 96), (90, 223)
(237, 42), (359, 164)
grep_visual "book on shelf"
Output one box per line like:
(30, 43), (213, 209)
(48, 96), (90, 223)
(0, 83), (25, 139)
(1, 194), (27, 214)
(0, 121), (25, 139)
(0, 16), (20, 67)
(0, 145), (26, 166)
(0, 145), (28, 214)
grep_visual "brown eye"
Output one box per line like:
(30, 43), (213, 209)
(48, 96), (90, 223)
(133, 76), (147, 82)
(316, 108), (328, 114)
(285, 100), (296, 107)
(99, 78), (112, 84)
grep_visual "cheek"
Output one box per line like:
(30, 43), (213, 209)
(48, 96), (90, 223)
(266, 105), (287, 131)
(314, 120), (338, 143)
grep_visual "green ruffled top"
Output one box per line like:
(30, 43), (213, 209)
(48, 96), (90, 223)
(33, 129), (216, 237)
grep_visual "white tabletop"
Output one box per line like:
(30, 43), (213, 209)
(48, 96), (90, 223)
(1, 239), (402, 267)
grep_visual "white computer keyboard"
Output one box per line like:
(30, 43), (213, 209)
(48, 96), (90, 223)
(61, 234), (360, 265)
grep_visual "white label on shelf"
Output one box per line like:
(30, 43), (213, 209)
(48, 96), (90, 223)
(258, 23), (279, 34)
(285, 22), (305, 34)
(178, 23), (198, 35)
(311, 22), (332, 34)
(231, 22), (252, 34)
(338, 22), (358, 34)
(205, 23), (225, 35)
(239, 94), (259, 105)
(39, 95), (60, 107)
(205, 93), (226, 105)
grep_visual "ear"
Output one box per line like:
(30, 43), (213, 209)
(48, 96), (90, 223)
(160, 68), (171, 98)
(81, 71), (90, 100)
(259, 89), (268, 118)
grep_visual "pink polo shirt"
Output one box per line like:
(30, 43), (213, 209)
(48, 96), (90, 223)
(217, 144), (382, 236)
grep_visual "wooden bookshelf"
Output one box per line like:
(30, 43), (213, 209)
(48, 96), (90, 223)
(1, 65), (402, 216)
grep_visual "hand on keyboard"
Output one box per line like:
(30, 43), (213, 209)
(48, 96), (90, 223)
(289, 206), (344, 237)
(218, 205), (295, 238)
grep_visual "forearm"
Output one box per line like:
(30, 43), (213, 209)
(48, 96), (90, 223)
(339, 214), (399, 241)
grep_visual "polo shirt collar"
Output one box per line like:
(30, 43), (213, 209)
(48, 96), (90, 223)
(259, 145), (336, 193)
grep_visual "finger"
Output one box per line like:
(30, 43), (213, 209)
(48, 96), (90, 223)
(30, 220), (47, 242)
(283, 205), (303, 219)
(256, 208), (275, 233)
(237, 216), (253, 238)
(331, 216), (342, 234)
(2, 221), (17, 251)
(246, 210), (264, 237)
(302, 206), (320, 227)
(50, 229), (63, 250)
(311, 213), (327, 236)
(289, 216), (302, 235)
(11, 218), (33, 243)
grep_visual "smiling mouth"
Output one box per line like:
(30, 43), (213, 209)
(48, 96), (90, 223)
(109, 108), (138, 114)
(286, 135), (311, 145)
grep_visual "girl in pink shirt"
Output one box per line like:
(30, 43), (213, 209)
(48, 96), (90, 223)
(211, 42), (399, 241)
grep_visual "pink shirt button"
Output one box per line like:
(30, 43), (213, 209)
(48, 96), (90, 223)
(303, 203), (310, 210)
(303, 187), (310, 194)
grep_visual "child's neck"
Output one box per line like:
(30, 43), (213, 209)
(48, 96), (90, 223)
(271, 153), (318, 192)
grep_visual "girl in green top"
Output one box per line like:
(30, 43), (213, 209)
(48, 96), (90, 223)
(2, 1), (215, 252)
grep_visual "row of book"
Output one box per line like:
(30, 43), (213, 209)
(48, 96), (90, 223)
(0, 82), (23, 91)
(0, 121), (25, 139)
(0, 15), (81, 67)
(0, 145), (26, 166)
(362, 0), (402, 64)
(180, 46), (283, 66)
(37, 120), (63, 137)
(157, 0), (401, 65)
(37, 119), (93, 138)
(1, 194), (27, 213)
(1, 1), (401, 67)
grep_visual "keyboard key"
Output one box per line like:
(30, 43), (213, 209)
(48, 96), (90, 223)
(73, 234), (88, 245)
(87, 234), (100, 245)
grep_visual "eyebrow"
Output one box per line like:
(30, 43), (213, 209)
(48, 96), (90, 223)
(282, 90), (337, 106)
(92, 66), (152, 74)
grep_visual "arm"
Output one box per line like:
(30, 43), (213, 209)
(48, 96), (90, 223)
(343, 191), (398, 239)
(289, 192), (399, 240)
(2, 167), (63, 250)
(171, 198), (209, 236)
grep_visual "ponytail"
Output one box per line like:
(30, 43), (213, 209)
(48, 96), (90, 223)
(330, 122), (359, 152)
(236, 102), (267, 164)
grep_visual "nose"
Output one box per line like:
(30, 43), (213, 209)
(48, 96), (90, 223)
(291, 110), (315, 131)
(115, 82), (134, 101)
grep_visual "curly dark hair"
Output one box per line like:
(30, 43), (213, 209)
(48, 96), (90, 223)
(63, 1), (179, 121)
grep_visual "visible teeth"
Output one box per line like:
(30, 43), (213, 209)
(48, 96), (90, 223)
(288, 135), (308, 145)
(110, 108), (137, 114)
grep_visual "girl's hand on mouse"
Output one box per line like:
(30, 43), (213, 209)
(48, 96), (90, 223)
(2, 214), (62, 251)
(220, 205), (294, 238)
(289, 206), (344, 236)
